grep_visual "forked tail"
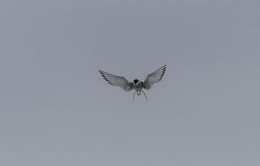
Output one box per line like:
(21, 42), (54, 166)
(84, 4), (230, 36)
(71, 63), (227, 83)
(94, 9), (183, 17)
(141, 90), (148, 102)
(132, 91), (136, 103)
(132, 90), (148, 103)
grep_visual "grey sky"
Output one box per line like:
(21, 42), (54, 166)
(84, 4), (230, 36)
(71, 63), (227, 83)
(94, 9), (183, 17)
(1, 0), (260, 165)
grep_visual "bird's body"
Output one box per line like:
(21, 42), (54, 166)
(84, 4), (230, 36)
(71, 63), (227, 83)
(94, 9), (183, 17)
(133, 79), (143, 94)
(99, 65), (166, 102)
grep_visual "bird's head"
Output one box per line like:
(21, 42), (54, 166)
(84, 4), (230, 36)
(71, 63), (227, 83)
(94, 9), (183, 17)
(133, 79), (139, 84)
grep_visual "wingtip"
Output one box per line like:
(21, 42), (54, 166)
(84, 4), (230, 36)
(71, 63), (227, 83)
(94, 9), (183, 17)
(98, 70), (107, 76)
(98, 70), (115, 86)
(159, 64), (166, 70)
(161, 65), (166, 72)
(159, 65), (166, 81)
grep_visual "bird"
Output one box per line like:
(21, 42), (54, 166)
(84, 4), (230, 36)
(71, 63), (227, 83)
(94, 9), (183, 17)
(98, 65), (166, 102)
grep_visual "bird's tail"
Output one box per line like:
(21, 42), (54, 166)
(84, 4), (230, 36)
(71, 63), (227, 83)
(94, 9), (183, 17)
(132, 90), (148, 103)
(141, 90), (148, 102)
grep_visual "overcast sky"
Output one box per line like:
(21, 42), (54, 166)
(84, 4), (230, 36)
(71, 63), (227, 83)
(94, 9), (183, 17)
(1, 0), (260, 165)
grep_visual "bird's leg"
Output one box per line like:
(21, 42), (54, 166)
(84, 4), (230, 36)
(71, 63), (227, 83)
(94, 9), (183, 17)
(141, 90), (148, 102)
(132, 91), (136, 103)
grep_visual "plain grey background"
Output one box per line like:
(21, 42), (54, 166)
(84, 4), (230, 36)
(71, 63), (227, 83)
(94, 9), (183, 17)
(1, 0), (260, 165)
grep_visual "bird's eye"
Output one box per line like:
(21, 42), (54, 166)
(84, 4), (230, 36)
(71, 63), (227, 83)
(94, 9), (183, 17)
(133, 79), (138, 84)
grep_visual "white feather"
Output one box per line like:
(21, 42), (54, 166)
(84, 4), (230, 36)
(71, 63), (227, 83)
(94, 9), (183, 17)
(144, 65), (166, 90)
(99, 70), (133, 91)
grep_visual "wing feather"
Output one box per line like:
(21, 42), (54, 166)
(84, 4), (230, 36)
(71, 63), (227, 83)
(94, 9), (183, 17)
(144, 65), (166, 90)
(99, 70), (133, 91)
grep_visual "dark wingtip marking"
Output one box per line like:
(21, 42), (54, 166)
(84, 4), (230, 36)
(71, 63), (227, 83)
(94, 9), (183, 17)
(159, 65), (166, 81)
(99, 70), (115, 86)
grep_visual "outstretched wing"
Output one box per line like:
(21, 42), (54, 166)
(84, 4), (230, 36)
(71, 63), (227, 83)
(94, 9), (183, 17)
(99, 70), (134, 91)
(144, 65), (166, 90)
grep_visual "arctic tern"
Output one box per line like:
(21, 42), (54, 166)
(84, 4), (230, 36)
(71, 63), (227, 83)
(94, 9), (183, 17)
(99, 65), (166, 102)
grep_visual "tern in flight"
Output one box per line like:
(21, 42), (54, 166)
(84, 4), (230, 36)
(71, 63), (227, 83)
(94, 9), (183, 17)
(99, 65), (166, 102)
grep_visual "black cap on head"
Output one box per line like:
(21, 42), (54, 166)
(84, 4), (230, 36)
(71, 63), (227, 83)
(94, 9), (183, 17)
(133, 79), (139, 84)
